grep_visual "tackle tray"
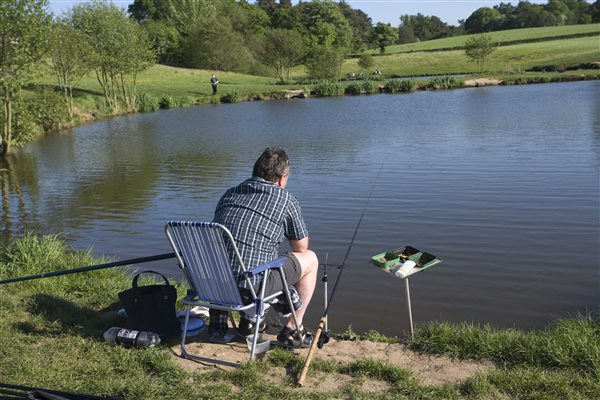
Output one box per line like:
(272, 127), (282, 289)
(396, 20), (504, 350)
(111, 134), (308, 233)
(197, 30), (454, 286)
(371, 246), (442, 274)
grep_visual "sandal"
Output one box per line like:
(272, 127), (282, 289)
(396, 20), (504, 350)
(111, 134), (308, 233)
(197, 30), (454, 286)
(275, 326), (313, 348)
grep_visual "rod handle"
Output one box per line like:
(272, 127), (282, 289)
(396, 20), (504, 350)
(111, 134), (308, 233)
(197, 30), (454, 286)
(297, 318), (325, 387)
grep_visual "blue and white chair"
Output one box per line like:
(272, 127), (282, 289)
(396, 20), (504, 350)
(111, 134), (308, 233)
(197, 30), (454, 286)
(165, 221), (300, 367)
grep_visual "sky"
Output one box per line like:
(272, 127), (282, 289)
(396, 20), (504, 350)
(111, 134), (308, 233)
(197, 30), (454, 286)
(48, 0), (558, 26)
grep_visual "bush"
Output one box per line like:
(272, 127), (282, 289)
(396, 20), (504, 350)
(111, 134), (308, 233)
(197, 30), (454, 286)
(345, 80), (381, 95)
(160, 96), (195, 109)
(136, 93), (160, 112)
(429, 76), (460, 90)
(311, 81), (343, 97)
(358, 53), (375, 71)
(221, 89), (241, 104)
(361, 79), (380, 94)
(384, 79), (420, 93)
(9, 97), (40, 147)
(344, 83), (362, 95)
(28, 87), (70, 131)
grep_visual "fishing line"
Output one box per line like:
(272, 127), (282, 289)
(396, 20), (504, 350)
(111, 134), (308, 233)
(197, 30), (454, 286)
(323, 163), (384, 316)
(298, 163), (384, 386)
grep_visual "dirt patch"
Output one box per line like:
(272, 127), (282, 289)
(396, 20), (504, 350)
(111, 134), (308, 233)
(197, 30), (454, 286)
(464, 78), (503, 87)
(172, 333), (493, 391)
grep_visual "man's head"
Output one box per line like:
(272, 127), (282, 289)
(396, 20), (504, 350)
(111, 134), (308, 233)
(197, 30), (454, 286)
(253, 147), (290, 187)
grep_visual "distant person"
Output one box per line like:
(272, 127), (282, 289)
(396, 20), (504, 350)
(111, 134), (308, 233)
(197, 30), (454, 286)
(210, 74), (219, 95)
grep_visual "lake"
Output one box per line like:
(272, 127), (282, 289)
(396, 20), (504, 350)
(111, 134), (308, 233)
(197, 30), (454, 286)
(2, 81), (598, 336)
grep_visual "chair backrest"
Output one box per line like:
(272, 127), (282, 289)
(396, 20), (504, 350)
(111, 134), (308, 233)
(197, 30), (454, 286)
(165, 221), (245, 307)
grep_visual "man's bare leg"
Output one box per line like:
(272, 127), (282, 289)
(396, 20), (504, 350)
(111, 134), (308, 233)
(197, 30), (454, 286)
(287, 249), (318, 329)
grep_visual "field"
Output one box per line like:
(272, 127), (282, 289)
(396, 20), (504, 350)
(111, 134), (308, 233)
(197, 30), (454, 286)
(381, 23), (600, 54)
(341, 36), (600, 77)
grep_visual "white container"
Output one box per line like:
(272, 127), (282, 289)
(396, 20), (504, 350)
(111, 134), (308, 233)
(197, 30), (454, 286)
(394, 260), (416, 279)
(246, 334), (270, 354)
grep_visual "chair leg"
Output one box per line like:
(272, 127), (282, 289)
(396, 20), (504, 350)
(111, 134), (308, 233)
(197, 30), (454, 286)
(180, 305), (191, 359)
(180, 304), (242, 368)
(279, 271), (301, 332)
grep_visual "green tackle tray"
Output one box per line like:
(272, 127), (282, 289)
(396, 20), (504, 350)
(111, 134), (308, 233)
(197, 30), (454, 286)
(391, 246), (442, 271)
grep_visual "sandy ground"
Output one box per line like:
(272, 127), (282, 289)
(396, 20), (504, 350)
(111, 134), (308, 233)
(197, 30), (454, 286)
(463, 78), (503, 87)
(172, 332), (493, 392)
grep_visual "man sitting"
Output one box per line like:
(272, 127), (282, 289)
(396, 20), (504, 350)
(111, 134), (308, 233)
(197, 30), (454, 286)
(210, 147), (319, 347)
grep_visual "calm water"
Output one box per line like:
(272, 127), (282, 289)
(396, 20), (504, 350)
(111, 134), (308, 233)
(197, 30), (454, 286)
(2, 81), (598, 336)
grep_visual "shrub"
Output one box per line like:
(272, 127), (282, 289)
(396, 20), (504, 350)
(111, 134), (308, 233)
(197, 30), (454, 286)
(221, 89), (241, 104)
(28, 87), (70, 131)
(429, 76), (459, 90)
(358, 53), (375, 71)
(344, 83), (362, 95)
(136, 93), (160, 112)
(160, 96), (195, 109)
(383, 80), (402, 93)
(311, 81), (343, 97)
(397, 79), (418, 93)
(360, 79), (380, 94)
(10, 97), (40, 147)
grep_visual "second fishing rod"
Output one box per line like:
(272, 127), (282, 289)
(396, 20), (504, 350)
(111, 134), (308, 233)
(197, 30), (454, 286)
(298, 164), (383, 386)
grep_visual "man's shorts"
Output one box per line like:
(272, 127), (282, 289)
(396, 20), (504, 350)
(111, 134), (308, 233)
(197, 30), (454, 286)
(262, 252), (302, 295)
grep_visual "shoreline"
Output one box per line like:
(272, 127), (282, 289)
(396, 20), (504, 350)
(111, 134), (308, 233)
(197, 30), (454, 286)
(42, 71), (599, 138)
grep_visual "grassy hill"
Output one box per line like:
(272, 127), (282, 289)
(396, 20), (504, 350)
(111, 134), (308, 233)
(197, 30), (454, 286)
(378, 23), (600, 55)
(342, 36), (600, 78)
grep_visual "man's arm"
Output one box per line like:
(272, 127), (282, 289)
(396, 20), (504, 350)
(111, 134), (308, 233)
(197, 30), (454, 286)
(289, 236), (309, 253)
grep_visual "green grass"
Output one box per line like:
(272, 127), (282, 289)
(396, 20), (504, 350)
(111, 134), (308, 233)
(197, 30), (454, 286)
(342, 36), (600, 77)
(0, 234), (598, 399)
(380, 23), (600, 54)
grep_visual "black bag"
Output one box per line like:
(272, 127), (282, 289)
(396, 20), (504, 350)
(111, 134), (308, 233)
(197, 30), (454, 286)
(118, 270), (180, 339)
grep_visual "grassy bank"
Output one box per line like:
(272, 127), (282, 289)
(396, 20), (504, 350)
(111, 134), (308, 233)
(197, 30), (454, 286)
(0, 234), (598, 399)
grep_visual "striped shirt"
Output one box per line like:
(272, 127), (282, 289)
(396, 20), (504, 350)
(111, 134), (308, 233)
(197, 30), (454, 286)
(213, 176), (308, 289)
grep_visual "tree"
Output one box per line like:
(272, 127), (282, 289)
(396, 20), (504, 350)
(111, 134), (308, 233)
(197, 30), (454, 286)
(464, 34), (498, 72)
(48, 20), (92, 117)
(259, 29), (306, 83)
(338, 2), (373, 51)
(305, 45), (344, 80)
(465, 7), (502, 33)
(0, 0), (52, 156)
(71, 1), (155, 112)
(165, 0), (216, 35)
(357, 53), (374, 71)
(370, 22), (396, 53)
(298, 1), (354, 52)
(399, 13), (452, 41)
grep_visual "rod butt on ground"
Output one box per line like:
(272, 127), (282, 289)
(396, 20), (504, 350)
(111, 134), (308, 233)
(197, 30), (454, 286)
(297, 319), (325, 387)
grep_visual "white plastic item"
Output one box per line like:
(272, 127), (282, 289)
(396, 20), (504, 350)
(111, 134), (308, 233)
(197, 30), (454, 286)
(246, 334), (270, 354)
(394, 260), (416, 279)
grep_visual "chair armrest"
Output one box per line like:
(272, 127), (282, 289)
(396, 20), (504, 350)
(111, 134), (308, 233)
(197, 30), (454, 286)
(246, 257), (286, 277)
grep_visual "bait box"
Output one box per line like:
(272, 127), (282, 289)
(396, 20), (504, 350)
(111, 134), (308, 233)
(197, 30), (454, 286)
(371, 252), (401, 269)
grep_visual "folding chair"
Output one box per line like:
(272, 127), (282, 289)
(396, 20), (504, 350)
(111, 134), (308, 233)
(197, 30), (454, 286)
(165, 221), (300, 367)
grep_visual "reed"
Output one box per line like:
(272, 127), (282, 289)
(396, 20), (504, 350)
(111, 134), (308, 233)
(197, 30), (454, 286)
(311, 80), (344, 97)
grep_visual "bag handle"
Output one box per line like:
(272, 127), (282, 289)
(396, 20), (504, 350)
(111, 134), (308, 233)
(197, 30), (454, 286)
(132, 270), (171, 288)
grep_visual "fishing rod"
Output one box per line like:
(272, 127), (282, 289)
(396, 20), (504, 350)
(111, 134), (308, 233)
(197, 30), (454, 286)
(0, 252), (176, 286)
(298, 164), (383, 387)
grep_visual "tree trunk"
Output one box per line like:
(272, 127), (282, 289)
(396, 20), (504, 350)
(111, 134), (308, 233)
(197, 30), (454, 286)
(1, 88), (12, 157)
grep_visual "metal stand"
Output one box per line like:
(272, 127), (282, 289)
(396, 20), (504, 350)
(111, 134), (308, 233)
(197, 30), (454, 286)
(404, 277), (414, 338)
